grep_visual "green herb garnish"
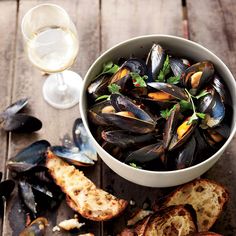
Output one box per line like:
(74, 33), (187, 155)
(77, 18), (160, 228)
(160, 104), (177, 119)
(130, 72), (148, 87)
(129, 163), (142, 169)
(156, 55), (171, 82)
(194, 89), (209, 99)
(95, 94), (110, 102)
(108, 83), (121, 94)
(95, 61), (120, 79)
(179, 100), (193, 112)
(167, 75), (180, 84)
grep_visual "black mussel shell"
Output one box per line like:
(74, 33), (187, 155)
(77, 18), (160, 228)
(125, 143), (166, 170)
(0, 179), (15, 198)
(7, 140), (50, 173)
(170, 57), (189, 78)
(163, 104), (181, 149)
(87, 74), (110, 100)
(88, 100), (113, 126)
(19, 217), (48, 236)
(175, 136), (196, 169)
(0, 98), (28, 119)
(2, 113), (42, 133)
(50, 146), (95, 166)
(198, 87), (225, 128)
(18, 179), (37, 214)
(147, 82), (188, 100)
(101, 130), (157, 149)
(146, 44), (166, 81)
(123, 58), (147, 76)
(73, 118), (97, 161)
(182, 61), (214, 94)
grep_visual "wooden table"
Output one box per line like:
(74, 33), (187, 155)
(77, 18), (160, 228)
(0, 0), (236, 235)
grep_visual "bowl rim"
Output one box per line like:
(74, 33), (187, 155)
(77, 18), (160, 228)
(80, 34), (236, 175)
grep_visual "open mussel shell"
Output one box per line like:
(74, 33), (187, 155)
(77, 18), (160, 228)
(168, 118), (197, 151)
(198, 87), (225, 128)
(146, 44), (166, 81)
(101, 130), (157, 149)
(163, 104), (180, 149)
(0, 179), (15, 199)
(102, 94), (156, 134)
(182, 61), (214, 95)
(7, 140), (50, 173)
(125, 143), (166, 170)
(19, 217), (48, 236)
(1, 113), (42, 133)
(170, 58), (189, 78)
(0, 98), (28, 119)
(175, 136), (196, 169)
(73, 118), (97, 161)
(19, 179), (37, 214)
(50, 146), (95, 166)
(147, 82), (188, 101)
(88, 100), (113, 126)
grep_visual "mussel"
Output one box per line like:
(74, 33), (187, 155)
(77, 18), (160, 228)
(19, 217), (48, 236)
(198, 86), (225, 127)
(182, 61), (214, 95)
(147, 82), (188, 101)
(101, 94), (156, 134)
(7, 140), (50, 173)
(73, 118), (97, 161)
(125, 143), (166, 170)
(170, 58), (190, 78)
(146, 44), (166, 81)
(50, 146), (95, 166)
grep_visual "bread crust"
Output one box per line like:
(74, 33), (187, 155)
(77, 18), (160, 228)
(160, 179), (229, 231)
(46, 151), (128, 221)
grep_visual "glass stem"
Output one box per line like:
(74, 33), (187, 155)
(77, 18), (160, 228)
(57, 72), (67, 94)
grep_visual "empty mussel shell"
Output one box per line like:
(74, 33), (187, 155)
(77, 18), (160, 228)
(73, 118), (97, 161)
(50, 146), (95, 166)
(19, 217), (48, 236)
(7, 140), (50, 173)
(0, 98), (28, 119)
(1, 113), (42, 133)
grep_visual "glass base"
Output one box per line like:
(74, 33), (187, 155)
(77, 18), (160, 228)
(42, 70), (82, 109)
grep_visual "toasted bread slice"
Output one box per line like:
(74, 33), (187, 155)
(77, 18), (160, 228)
(127, 209), (153, 226)
(144, 205), (197, 236)
(46, 151), (128, 221)
(162, 179), (229, 232)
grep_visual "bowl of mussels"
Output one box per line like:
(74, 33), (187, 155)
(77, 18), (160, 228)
(80, 35), (236, 187)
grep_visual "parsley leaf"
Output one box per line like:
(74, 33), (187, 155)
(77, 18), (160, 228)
(95, 61), (120, 79)
(179, 100), (192, 112)
(160, 104), (177, 119)
(196, 112), (206, 119)
(156, 55), (171, 82)
(187, 113), (199, 125)
(130, 72), (148, 87)
(129, 163), (142, 169)
(167, 75), (180, 84)
(108, 83), (121, 94)
(95, 94), (110, 102)
(195, 90), (209, 99)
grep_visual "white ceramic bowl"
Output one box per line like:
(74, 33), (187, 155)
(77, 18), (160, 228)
(80, 35), (236, 187)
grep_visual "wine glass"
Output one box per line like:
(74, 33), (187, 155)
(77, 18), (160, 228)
(21, 4), (82, 109)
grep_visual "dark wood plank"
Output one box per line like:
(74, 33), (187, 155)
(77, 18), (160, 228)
(0, 1), (17, 235)
(2, 0), (101, 235)
(187, 0), (236, 235)
(101, 0), (183, 234)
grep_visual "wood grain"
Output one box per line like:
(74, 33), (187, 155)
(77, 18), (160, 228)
(187, 0), (236, 235)
(2, 0), (101, 235)
(101, 0), (183, 51)
(101, 0), (183, 234)
(0, 1), (17, 234)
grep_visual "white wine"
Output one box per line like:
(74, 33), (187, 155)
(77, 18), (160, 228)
(27, 27), (78, 73)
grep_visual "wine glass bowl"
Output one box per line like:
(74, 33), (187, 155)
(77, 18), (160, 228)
(21, 4), (82, 109)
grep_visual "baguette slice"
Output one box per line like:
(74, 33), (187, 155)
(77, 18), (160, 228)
(144, 205), (197, 236)
(161, 179), (229, 232)
(46, 151), (128, 221)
